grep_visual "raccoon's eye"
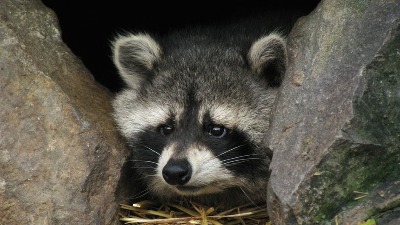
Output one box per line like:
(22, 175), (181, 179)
(159, 125), (174, 136)
(208, 124), (227, 138)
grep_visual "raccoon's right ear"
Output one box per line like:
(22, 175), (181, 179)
(247, 33), (287, 87)
(112, 33), (162, 90)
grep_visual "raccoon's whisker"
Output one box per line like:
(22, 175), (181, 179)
(135, 174), (158, 181)
(215, 144), (247, 158)
(130, 159), (159, 165)
(147, 174), (159, 177)
(140, 145), (161, 156)
(131, 166), (157, 169)
(220, 154), (259, 163)
(223, 158), (261, 166)
(129, 188), (151, 200)
(239, 186), (262, 208)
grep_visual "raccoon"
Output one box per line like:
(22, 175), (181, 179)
(111, 13), (294, 207)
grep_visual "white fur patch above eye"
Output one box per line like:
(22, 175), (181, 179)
(112, 90), (171, 138)
(200, 104), (255, 132)
(199, 102), (276, 144)
(206, 105), (237, 127)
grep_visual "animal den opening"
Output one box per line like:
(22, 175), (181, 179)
(41, 0), (321, 223)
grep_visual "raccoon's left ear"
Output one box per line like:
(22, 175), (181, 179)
(112, 33), (162, 90)
(247, 33), (287, 86)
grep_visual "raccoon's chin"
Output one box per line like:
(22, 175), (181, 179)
(174, 185), (223, 196)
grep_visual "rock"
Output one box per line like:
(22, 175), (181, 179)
(0, 0), (127, 224)
(266, 0), (400, 224)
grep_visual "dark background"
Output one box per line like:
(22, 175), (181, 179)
(42, 0), (321, 93)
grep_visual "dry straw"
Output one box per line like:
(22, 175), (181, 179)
(119, 200), (270, 225)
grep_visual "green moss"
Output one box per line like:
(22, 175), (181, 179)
(359, 219), (376, 225)
(308, 28), (400, 224)
(312, 141), (400, 223)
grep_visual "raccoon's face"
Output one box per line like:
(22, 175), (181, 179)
(112, 32), (286, 204)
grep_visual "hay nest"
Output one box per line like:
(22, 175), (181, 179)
(119, 200), (270, 225)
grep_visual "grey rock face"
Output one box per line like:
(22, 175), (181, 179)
(266, 0), (400, 224)
(0, 0), (127, 224)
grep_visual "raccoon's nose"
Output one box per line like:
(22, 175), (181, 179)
(162, 159), (192, 185)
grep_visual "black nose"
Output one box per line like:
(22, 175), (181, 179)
(162, 159), (192, 185)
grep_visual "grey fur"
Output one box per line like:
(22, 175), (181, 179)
(111, 16), (290, 207)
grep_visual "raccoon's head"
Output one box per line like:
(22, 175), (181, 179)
(111, 31), (286, 205)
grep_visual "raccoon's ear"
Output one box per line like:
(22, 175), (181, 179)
(112, 33), (162, 90)
(247, 33), (287, 86)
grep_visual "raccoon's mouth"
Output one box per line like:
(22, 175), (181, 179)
(174, 185), (223, 196)
(175, 185), (204, 193)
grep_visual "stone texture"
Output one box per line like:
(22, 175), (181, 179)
(0, 0), (127, 224)
(266, 0), (400, 224)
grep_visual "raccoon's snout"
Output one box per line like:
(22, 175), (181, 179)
(162, 159), (192, 185)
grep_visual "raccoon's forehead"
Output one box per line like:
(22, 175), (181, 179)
(158, 48), (247, 78)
